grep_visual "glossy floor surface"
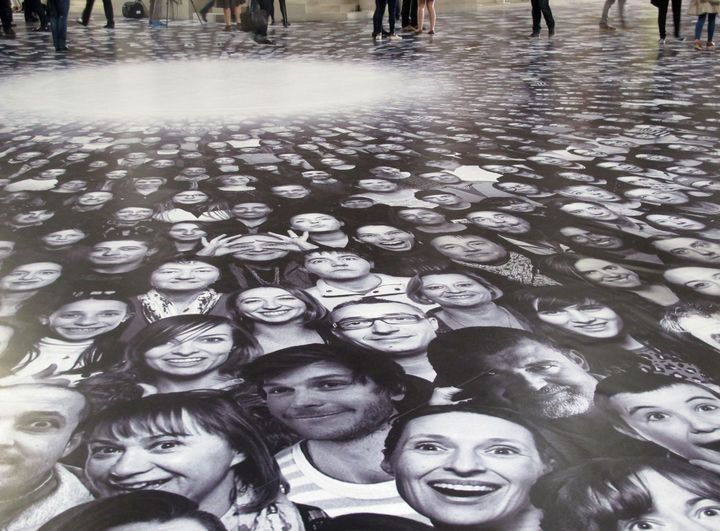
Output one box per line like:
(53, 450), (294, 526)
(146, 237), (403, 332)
(2, 2), (720, 530)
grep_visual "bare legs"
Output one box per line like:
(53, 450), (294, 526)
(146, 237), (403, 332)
(417, 0), (435, 33)
(222, 3), (240, 29)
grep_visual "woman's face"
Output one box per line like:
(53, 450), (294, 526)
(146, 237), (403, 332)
(77, 192), (113, 206)
(560, 202), (618, 221)
(1, 262), (63, 291)
(388, 412), (548, 528)
(665, 267), (720, 297)
(536, 301), (623, 338)
(397, 209), (447, 226)
(575, 258), (642, 288)
(646, 214), (706, 232)
(46, 299), (129, 341)
(290, 213), (343, 233)
(559, 227), (624, 249)
(466, 211), (531, 234)
(220, 175), (252, 187)
(143, 323), (234, 377)
(615, 469), (720, 531)
(678, 312), (720, 351)
(357, 179), (397, 192)
(235, 287), (307, 324)
(420, 274), (495, 308)
(168, 223), (207, 242)
(231, 203), (272, 220)
(173, 191), (208, 206)
(355, 225), (415, 251)
(41, 229), (87, 248)
(151, 262), (220, 292)
(86, 412), (242, 507)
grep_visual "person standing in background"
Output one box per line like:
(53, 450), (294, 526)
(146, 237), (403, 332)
(656, 0), (683, 43)
(529, 0), (554, 37)
(689, 0), (718, 48)
(416, 0), (434, 34)
(48, 0), (69, 50)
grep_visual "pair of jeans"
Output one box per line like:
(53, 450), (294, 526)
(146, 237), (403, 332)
(531, 0), (554, 31)
(600, 0), (625, 23)
(0, 0), (12, 32)
(48, 0), (69, 48)
(695, 12), (716, 40)
(373, 0), (397, 34)
(657, 0), (681, 38)
(81, 0), (114, 25)
(401, 0), (416, 27)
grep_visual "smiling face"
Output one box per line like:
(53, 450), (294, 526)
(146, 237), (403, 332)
(677, 312), (720, 351)
(386, 412), (548, 528)
(230, 203), (272, 220)
(173, 192), (208, 206)
(355, 225), (415, 252)
(357, 179), (398, 192)
(271, 185), (310, 199)
(228, 235), (290, 263)
(114, 207), (154, 222)
(559, 185), (619, 202)
(46, 299), (128, 341)
(431, 235), (508, 264)
(151, 261), (220, 293)
(574, 258), (642, 288)
(235, 287), (307, 325)
(420, 273), (496, 308)
(466, 211), (531, 234)
(77, 192), (113, 206)
(13, 209), (54, 225)
(536, 301), (623, 339)
(653, 238), (720, 265)
(0, 386), (86, 499)
(560, 202), (618, 221)
(85, 411), (242, 508)
(421, 193), (463, 206)
(142, 323), (234, 378)
(647, 215), (706, 232)
(397, 209), (448, 226)
(167, 223), (206, 242)
(625, 189), (690, 205)
(0, 262), (63, 292)
(559, 227), (624, 250)
(664, 267), (720, 297)
(609, 383), (720, 464)
(332, 302), (437, 357)
(290, 213), (343, 233)
(262, 361), (397, 440)
(90, 241), (152, 267)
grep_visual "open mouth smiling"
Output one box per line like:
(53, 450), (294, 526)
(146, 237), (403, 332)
(110, 477), (173, 491)
(163, 357), (206, 367)
(429, 480), (502, 498)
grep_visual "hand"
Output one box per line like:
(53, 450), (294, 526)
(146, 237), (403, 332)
(267, 231), (318, 251)
(429, 386), (468, 405)
(197, 234), (247, 256)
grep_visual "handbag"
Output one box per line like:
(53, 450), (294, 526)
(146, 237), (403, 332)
(122, 0), (146, 17)
(240, 0), (267, 32)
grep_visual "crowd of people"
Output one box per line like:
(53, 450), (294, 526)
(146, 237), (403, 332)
(1, 114), (720, 530)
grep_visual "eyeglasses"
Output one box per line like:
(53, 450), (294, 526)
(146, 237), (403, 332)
(333, 313), (425, 331)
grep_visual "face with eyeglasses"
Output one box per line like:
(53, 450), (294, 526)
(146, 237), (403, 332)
(332, 302), (437, 356)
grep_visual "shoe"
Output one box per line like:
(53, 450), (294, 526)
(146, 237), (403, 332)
(270, 18), (275, 25)
(55, 46), (69, 51)
(674, 35), (685, 41)
(428, 29), (434, 35)
(76, 17), (87, 26)
(388, 32), (398, 39)
(103, 22), (114, 28)
(372, 31), (379, 38)
(1, 28), (16, 38)
(223, 24), (231, 31)
(381, 30), (390, 37)
(694, 38), (703, 50)
(32, 24), (49, 31)
(401, 25), (413, 31)
(599, 21), (616, 30)
(548, 27), (555, 37)
(149, 20), (164, 28)
(528, 31), (540, 38)
(253, 35), (273, 44)
(200, 12), (207, 22)
(707, 41), (716, 48)
(283, 21), (289, 27)
(658, 37), (665, 44)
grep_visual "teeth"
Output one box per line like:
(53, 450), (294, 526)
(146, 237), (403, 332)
(433, 483), (498, 492)
(165, 358), (203, 365)
(115, 479), (169, 490)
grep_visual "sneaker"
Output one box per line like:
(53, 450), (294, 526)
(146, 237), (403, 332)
(548, 27), (555, 37)
(372, 32), (379, 38)
(674, 35), (686, 41)
(149, 20), (164, 28)
(694, 39), (703, 50)
(707, 41), (716, 48)
(381, 30), (390, 37)
(528, 31), (540, 38)
(599, 21), (616, 30)
(401, 25), (413, 31)
(658, 37), (665, 44)
(76, 17), (87, 26)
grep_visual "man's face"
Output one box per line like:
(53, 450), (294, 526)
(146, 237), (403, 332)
(664, 267), (720, 297)
(272, 185), (310, 199)
(332, 302), (437, 357)
(0, 262), (62, 291)
(304, 252), (372, 280)
(229, 235), (290, 263)
(151, 261), (220, 292)
(497, 182), (538, 195)
(262, 361), (398, 441)
(57, 180), (87, 192)
(106, 170), (128, 180)
(609, 383), (720, 463)
(85, 412), (242, 507)
(357, 179), (397, 192)
(397, 209), (446, 226)
(386, 413), (548, 528)
(168, 223), (207, 242)
(291, 213), (343, 233)
(47, 299), (129, 340)
(653, 238), (720, 265)
(559, 227), (623, 249)
(302, 170), (331, 181)
(625, 189), (689, 205)
(0, 386), (85, 498)
(422, 193), (462, 206)
(231, 203), (272, 220)
(220, 175), (252, 187)
(474, 339), (597, 418)
(355, 225), (415, 252)
(426, 173), (461, 184)
(89, 240), (152, 267)
(134, 178), (164, 190)
(558, 185), (619, 202)
(431, 235), (508, 264)
(574, 258), (642, 288)
(77, 192), (113, 206)
(466, 211), (530, 234)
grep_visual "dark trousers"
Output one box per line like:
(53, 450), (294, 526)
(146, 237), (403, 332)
(0, 0), (12, 31)
(268, 0), (286, 23)
(401, 0), (416, 27)
(657, 0), (681, 38)
(199, 0), (212, 14)
(48, 0), (69, 48)
(531, 0), (554, 31)
(373, 0), (396, 33)
(26, 0), (47, 25)
(81, 0), (114, 24)
(254, 0), (270, 36)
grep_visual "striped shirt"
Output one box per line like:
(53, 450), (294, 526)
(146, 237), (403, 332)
(276, 443), (429, 523)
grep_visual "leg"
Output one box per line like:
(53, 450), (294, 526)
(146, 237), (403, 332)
(410, 0), (417, 26)
(401, 0), (410, 26)
(540, 0), (554, 30)
(222, 6), (229, 26)
(617, 0), (626, 24)
(150, 0), (163, 23)
(671, 0), (681, 37)
(199, 0), (213, 17)
(695, 13), (706, 40)
(600, 0), (615, 24)
(427, 0), (435, 30)
(57, 0), (68, 46)
(279, 0), (287, 25)
(27, 0), (47, 27)
(232, 2), (240, 26)
(708, 13), (716, 42)
(254, 0), (270, 38)
(657, 0), (668, 38)
(81, 0), (94, 24)
(47, 0), (59, 45)
(101, 0), (113, 25)
(530, 0), (541, 33)
(417, 0), (425, 31)
(388, 0), (396, 33)
(372, 0), (383, 35)
(0, 0), (14, 34)
(268, 0), (274, 24)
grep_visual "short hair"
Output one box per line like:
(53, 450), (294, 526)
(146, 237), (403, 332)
(531, 457), (720, 531)
(230, 284), (328, 329)
(414, 189), (459, 200)
(383, 402), (557, 465)
(241, 343), (407, 399)
(303, 247), (374, 264)
(428, 327), (574, 386)
(84, 391), (282, 513)
(331, 296), (425, 315)
(406, 268), (503, 305)
(124, 315), (259, 379)
(660, 301), (720, 335)
(38, 491), (227, 531)
(320, 513), (433, 531)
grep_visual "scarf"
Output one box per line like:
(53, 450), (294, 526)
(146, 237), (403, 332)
(140, 289), (221, 322)
(453, 252), (557, 286)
